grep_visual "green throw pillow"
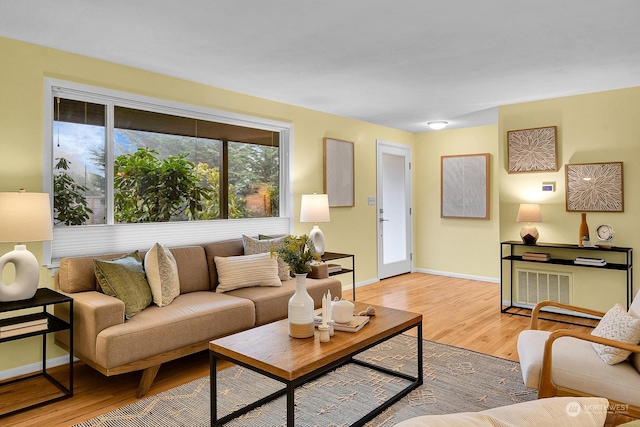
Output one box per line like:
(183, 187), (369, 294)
(94, 252), (152, 319)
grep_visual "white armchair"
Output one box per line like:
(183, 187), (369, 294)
(517, 299), (640, 419)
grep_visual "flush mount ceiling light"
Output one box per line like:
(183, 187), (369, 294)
(427, 121), (448, 130)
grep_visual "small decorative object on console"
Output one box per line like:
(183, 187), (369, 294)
(596, 224), (615, 248)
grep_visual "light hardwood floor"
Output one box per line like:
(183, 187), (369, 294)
(1, 273), (600, 426)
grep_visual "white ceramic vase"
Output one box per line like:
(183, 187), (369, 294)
(288, 273), (315, 338)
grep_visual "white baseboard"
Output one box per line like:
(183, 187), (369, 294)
(0, 355), (77, 381)
(414, 268), (499, 284)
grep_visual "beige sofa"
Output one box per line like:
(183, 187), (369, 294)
(53, 237), (342, 397)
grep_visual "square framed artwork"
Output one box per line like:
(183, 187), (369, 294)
(565, 162), (624, 212)
(323, 138), (355, 207)
(441, 153), (490, 219)
(507, 126), (557, 173)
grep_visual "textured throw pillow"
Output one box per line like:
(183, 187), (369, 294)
(214, 253), (281, 293)
(144, 243), (180, 307)
(242, 234), (292, 281)
(94, 252), (152, 319)
(591, 303), (640, 365)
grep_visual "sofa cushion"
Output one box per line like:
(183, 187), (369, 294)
(94, 291), (256, 369)
(56, 251), (131, 293)
(144, 243), (180, 307)
(517, 329), (640, 407)
(214, 253), (281, 293)
(94, 252), (152, 319)
(591, 303), (640, 365)
(242, 234), (292, 281)
(226, 276), (342, 325)
(203, 239), (245, 290)
(393, 396), (608, 427)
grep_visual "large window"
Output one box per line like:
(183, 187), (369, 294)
(44, 80), (292, 264)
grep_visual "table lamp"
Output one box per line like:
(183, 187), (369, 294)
(516, 203), (542, 245)
(0, 190), (53, 301)
(300, 194), (330, 255)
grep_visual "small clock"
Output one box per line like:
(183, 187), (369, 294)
(596, 224), (615, 246)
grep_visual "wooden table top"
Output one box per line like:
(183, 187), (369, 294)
(209, 302), (422, 381)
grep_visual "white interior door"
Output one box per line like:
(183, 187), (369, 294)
(376, 140), (412, 279)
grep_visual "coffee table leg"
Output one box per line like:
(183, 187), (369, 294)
(287, 383), (295, 426)
(210, 352), (218, 426)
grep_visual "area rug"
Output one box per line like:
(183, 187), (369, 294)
(73, 335), (537, 426)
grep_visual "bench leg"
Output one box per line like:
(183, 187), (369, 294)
(138, 364), (161, 398)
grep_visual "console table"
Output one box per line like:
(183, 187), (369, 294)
(321, 252), (356, 300)
(0, 288), (73, 417)
(501, 241), (633, 319)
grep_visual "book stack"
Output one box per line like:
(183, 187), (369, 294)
(574, 257), (607, 267)
(522, 252), (551, 261)
(327, 264), (342, 274)
(0, 317), (48, 339)
(313, 309), (370, 332)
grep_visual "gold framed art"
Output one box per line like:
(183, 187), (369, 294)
(507, 126), (557, 173)
(441, 153), (490, 219)
(323, 138), (355, 207)
(565, 162), (624, 212)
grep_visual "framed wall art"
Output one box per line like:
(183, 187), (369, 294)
(323, 138), (354, 207)
(565, 162), (624, 212)
(441, 153), (490, 219)
(507, 126), (557, 173)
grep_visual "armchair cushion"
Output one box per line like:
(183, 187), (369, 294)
(518, 329), (640, 407)
(591, 303), (640, 365)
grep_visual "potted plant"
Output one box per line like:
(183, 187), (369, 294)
(272, 235), (320, 338)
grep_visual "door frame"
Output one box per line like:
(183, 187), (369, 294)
(376, 139), (413, 279)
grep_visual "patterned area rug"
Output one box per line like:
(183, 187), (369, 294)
(74, 335), (536, 426)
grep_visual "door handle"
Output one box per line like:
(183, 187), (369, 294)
(379, 218), (389, 222)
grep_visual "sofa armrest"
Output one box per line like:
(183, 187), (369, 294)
(530, 300), (605, 330)
(538, 328), (640, 398)
(54, 290), (125, 363)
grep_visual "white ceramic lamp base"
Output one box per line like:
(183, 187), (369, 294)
(0, 245), (40, 302)
(309, 225), (325, 256)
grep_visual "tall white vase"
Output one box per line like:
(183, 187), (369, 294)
(288, 273), (315, 338)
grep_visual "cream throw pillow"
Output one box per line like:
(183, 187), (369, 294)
(242, 234), (292, 281)
(591, 303), (640, 365)
(214, 253), (281, 293)
(144, 243), (180, 307)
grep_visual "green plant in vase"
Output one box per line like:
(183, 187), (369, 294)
(271, 234), (320, 275)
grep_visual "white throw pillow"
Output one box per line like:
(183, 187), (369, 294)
(144, 243), (180, 307)
(215, 252), (281, 293)
(242, 234), (292, 281)
(591, 303), (640, 365)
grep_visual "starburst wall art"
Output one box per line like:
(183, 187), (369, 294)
(565, 162), (624, 212)
(507, 126), (557, 173)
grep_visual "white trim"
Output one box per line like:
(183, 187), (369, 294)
(42, 79), (294, 265)
(414, 268), (499, 284)
(0, 355), (77, 381)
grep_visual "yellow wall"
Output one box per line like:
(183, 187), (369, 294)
(498, 87), (640, 310)
(2, 33), (639, 372)
(414, 125), (501, 279)
(0, 36), (414, 371)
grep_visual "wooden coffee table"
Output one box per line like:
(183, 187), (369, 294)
(209, 302), (423, 426)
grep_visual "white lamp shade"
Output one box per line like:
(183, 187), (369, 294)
(516, 204), (542, 223)
(300, 194), (330, 223)
(0, 191), (53, 301)
(0, 192), (53, 243)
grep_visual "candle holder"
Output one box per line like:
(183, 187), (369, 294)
(318, 325), (330, 342)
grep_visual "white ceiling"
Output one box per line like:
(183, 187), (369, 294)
(1, 0), (640, 133)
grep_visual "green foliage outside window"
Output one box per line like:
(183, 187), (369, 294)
(53, 157), (93, 226)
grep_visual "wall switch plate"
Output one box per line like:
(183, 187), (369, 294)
(368, 196), (376, 205)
